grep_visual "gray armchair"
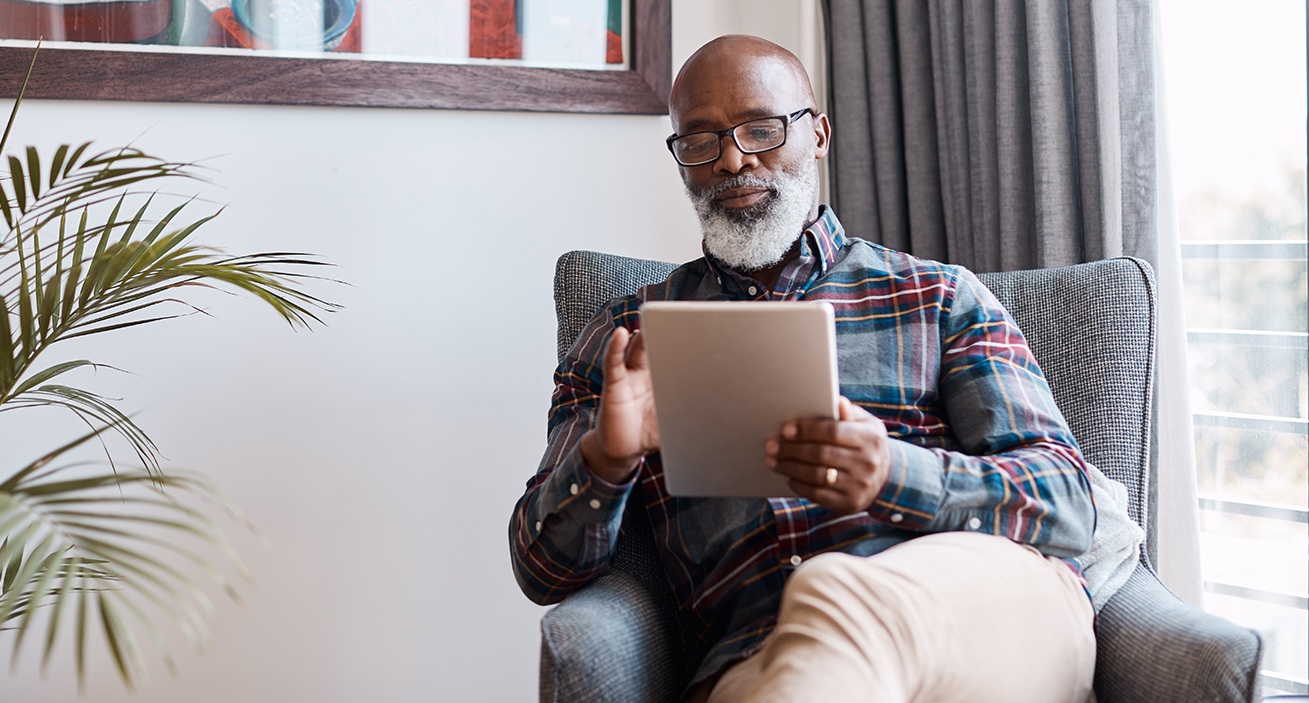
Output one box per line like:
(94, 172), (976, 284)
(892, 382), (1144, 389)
(540, 251), (1264, 703)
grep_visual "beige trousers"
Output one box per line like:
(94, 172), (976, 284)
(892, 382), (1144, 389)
(692, 532), (1096, 703)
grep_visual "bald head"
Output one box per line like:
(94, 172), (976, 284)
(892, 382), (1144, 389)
(670, 35), (817, 128)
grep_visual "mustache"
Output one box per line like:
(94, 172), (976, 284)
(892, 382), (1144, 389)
(690, 174), (780, 202)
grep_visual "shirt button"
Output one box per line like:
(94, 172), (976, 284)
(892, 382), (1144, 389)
(589, 499), (602, 509)
(534, 521), (542, 531)
(968, 517), (982, 530)
(890, 513), (904, 523)
(570, 483), (579, 495)
(789, 555), (802, 566)
(748, 285), (757, 295)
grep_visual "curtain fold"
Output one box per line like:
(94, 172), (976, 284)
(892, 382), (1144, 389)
(1147, 0), (1203, 607)
(826, 0), (1202, 604)
(829, 0), (1142, 270)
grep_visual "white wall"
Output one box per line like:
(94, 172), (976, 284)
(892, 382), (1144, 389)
(1, 3), (821, 701)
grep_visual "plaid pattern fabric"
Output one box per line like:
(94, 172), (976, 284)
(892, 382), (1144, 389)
(513, 207), (1096, 689)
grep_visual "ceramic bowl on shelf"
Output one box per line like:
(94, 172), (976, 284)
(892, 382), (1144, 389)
(231, 0), (356, 52)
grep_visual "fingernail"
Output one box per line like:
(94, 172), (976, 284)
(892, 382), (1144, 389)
(782, 423), (796, 439)
(765, 456), (777, 469)
(765, 439), (778, 455)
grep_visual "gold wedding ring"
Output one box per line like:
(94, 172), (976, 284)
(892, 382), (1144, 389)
(825, 467), (838, 486)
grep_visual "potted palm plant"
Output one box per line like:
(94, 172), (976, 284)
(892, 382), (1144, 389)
(0, 48), (336, 689)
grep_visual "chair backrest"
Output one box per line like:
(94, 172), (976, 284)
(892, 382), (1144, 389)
(554, 251), (681, 361)
(553, 251), (1157, 535)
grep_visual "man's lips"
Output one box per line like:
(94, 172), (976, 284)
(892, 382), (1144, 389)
(715, 187), (771, 209)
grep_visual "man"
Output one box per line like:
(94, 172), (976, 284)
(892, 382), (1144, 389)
(511, 35), (1098, 703)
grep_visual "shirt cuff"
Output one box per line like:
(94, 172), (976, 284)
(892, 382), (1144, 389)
(867, 440), (1006, 535)
(533, 444), (635, 531)
(865, 439), (945, 530)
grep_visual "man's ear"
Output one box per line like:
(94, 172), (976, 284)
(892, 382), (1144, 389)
(813, 113), (832, 160)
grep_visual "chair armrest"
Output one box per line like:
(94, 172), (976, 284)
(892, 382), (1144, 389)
(540, 566), (684, 703)
(1094, 563), (1263, 703)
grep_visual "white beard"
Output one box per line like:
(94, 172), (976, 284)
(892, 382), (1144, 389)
(686, 165), (819, 272)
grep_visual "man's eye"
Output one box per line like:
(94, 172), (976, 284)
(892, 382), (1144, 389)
(746, 125), (782, 142)
(680, 135), (717, 153)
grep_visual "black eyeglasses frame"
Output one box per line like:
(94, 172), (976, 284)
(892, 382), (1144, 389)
(665, 108), (815, 167)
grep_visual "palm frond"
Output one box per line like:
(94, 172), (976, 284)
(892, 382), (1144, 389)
(0, 109), (339, 466)
(1, 46), (339, 691)
(1, 380), (158, 473)
(0, 429), (245, 687)
(0, 43), (37, 164)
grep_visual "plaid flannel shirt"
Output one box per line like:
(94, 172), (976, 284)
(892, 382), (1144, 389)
(510, 206), (1096, 688)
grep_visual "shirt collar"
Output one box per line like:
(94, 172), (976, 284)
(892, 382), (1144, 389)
(798, 204), (844, 276)
(702, 204), (845, 283)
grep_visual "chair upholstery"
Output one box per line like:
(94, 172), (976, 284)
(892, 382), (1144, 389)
(541, 250), (1263, 703)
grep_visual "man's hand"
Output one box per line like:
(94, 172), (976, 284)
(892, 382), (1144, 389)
(765, 397), (892, 514)
(579, 326), (660, 484)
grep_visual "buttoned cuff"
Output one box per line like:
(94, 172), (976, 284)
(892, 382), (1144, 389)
(532, 445), (635, 533)
(867, 440), (1004, 535)
(865, 439), (945, 529)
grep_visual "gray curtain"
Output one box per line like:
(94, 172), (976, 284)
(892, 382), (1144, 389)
(825, 0), (1157, 273)
(824, 0), (1205, 604)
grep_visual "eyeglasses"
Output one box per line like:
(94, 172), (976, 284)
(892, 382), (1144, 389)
(666, 108), (814, 167)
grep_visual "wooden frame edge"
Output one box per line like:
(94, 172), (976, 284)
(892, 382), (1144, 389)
(0, 0), (670, 115)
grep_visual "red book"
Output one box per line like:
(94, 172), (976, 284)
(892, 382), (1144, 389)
(468, 0), (520, 60)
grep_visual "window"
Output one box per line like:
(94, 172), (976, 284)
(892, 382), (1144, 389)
(1160, 0), (1308, 694)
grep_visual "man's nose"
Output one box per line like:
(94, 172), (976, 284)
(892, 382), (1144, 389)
(714, 135), (758, 175)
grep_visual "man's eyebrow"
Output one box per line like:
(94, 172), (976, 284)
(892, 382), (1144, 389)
(680, 108), (781, 133)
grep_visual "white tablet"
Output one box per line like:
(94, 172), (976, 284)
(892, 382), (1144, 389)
(640, 301), (840, 497)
